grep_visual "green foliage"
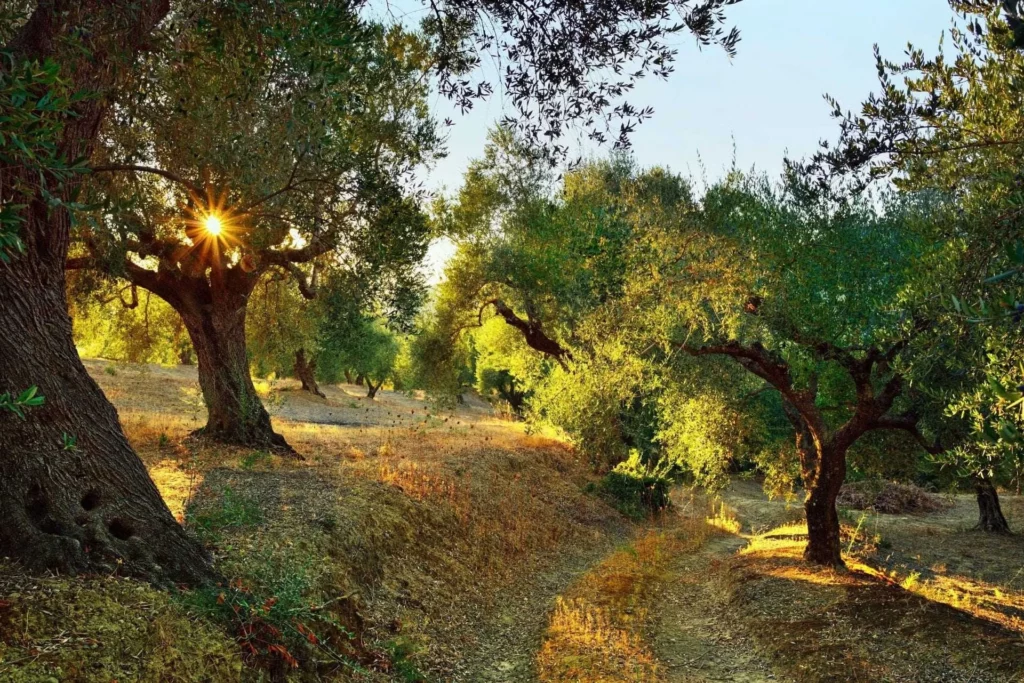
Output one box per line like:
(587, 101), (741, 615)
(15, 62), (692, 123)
(0, 47), (86, 262)
(812, 2), (1024, 492)
(0, 385), (44, 419)
(597, 450), (674, 520)
(177, 550), (360, 677)
(382, 636), (428, 682)
(187, 487), (263, 540)
(657, 382), (750, 493)
(473, 317), (545, 414)
(71, 282), (193, 365)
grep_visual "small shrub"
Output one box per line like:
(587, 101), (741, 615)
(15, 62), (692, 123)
(177, 553), (362, 678)
(187, 486), (263, 538)
(598, 450), (673, 520)
(239, 450), (272, 471)
(382, 636), (428, 682)
(104, 364), (117, 376)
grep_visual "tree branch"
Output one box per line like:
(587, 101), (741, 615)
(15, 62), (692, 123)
(90, 164), (203, 196)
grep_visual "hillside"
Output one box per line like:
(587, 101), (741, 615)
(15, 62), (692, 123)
(2, 362), (1024, 681)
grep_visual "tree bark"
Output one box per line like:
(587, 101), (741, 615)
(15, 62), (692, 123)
(366, 381), (381, 399)
(175, 280), (294, 453)
(0, 0), (214, 585)
(117, 257), (296, 453)
(789, 408), (846, 567)
(803, 456), (845, 567)
(975, 476), (1010, 533)
(294, 348), (325, 398)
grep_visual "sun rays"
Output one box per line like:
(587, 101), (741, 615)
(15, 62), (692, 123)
(184, 189), (243, 265)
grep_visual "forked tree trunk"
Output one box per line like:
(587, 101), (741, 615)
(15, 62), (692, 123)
(177, 285), (293, 453)
(975, 476), (1010, 533)
(294, 348), (325, 398)
(367, 380), (382, 399)
(0, 0), (213, 585)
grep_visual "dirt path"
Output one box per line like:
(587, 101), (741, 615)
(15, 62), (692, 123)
(651, 532), (778, 683)
(462, 527), (635, 682)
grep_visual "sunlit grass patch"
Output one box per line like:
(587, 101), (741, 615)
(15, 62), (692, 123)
(706, 499), (742, 534)
(726, 520), (1024, 682)
(537, 515), (714, 682)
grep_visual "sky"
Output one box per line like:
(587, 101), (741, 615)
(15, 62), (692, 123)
(414, 0), (959, 280)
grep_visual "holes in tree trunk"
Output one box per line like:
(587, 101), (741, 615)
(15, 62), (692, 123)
(38, 518), (62, 535)
(25, 484), (47, 523)
(81, 490), (101, 511)
(107, 518), (134, 540)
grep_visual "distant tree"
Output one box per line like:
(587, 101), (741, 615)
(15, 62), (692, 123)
(473, 317), (546, 416)
(325, 317), (400, 399)
(69, 2), (437, 452)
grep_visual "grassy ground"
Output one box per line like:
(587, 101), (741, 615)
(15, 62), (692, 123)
(716, 480), (1024, 682)
(4, 360), (1024, 681)
(1, 360), (628, 681)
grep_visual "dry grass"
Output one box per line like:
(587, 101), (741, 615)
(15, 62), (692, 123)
(536, 504), (715, 682)
(726, 521), (1024, 681)
(837, 480), (954, 514)
(71, 359), (626, 680)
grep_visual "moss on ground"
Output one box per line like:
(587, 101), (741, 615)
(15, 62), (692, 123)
(0, 561), (241, 682)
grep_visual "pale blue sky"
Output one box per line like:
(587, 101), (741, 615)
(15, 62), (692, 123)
(411, 0), (958, 277)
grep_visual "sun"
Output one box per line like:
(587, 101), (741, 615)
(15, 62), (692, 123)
(204, 215), (223, 236)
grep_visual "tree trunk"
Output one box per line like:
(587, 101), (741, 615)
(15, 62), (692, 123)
(0, 270), (214, 584)
(178, 289), (294, 453)
(802, 438), (846, 567)
(367, 381), (381, 399)
(975, 476), (1010, 533)
(294, 348), (325, 398)
(0, 0), (214, 585)
(344, 370), (354, 384)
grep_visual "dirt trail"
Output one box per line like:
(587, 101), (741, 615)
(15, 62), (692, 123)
(463, 527), (635, 682)
(651, 532), (778, 682)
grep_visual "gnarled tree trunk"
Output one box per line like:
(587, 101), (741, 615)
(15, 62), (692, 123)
(294, 348), (325, 398)
(0, 0), (214, 585)
(975, 475), (1010, 533)
(802, 448), (846, 567)
(175, 275), (294, 453)
(0, 270), (214, 583)
(788, 407), (846, 567)
(120, 260), (295, 453)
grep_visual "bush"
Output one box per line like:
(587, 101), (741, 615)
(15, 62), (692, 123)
(598, 450), (673, 519)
